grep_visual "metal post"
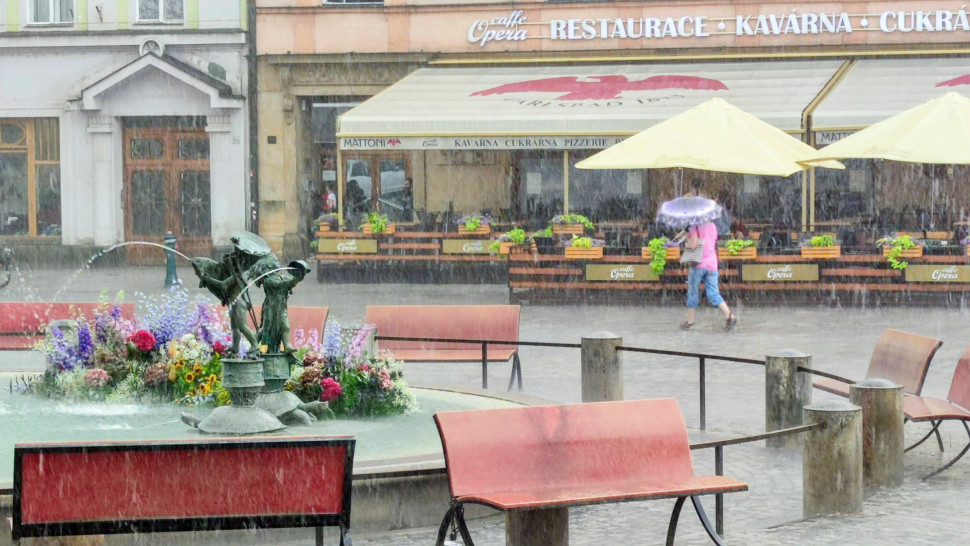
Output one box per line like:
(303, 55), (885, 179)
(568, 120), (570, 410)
(714, 445), (724, 535)
(163, 231), (180, 288)
(481, 341), (488, 389)
(315, 527), (324, 546)
(699, 356), (706, 431)
(581, 332), (623, 403)
(765, 350), (812, 448)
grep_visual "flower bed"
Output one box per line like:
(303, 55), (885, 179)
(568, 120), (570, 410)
(23, 290), (415, 417)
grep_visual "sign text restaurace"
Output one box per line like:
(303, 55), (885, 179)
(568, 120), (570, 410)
(468, 8), (970, 46)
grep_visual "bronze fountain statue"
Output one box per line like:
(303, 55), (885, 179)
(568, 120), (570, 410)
(182, 231), (327, 433)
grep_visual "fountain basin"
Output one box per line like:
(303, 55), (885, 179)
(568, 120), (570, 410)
(0, 379), (553, 533)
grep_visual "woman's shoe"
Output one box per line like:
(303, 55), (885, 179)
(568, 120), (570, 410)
(679, 321), (694, 330)
(724, 314), (738, 331)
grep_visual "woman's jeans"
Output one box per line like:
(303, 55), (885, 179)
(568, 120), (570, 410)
(687, 267), (725, 308)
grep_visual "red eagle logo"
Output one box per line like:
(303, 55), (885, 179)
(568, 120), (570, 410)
(937, 75), (970, 87)
(387, 138), (402, 146)
(471, 75), (728, 101)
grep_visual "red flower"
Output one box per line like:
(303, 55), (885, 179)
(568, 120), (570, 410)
(212, 341), (227, 355)
(320, 377), (343, 402)
(357, 364), (371, 373)
(127, 329), (156, 352)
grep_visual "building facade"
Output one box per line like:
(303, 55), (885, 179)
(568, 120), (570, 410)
(0, 0), (250, 264)
(257, 0), (970, 259)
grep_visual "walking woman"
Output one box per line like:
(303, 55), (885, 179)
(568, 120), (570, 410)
(680, 180), (737, 331)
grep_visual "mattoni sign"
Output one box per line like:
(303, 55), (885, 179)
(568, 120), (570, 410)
(318, 238), (378, 254)
(468, 8), (970, 47)
(742, 264), (819, 282)
(443, 239), (490, 254)
(905, 264), (970, 282)
(586, 264), (659, 282)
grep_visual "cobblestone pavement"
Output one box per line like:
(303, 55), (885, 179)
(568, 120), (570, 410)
(4, 268), (970, 544)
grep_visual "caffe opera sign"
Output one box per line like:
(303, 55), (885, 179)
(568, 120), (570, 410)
(586, 264), (659, 282)
(468, 8), (970, 47)
(443, 239), (490, 254)
(318, 238), (378, 254)
(905, 265), (970, 282)
(742, 264), (819, 282)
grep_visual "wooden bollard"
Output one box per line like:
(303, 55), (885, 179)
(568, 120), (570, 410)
(581, 332), (622, 403)
(803, 399), (863, 517)
(765, 349), (812, 448)
(850, 378), (904, 491)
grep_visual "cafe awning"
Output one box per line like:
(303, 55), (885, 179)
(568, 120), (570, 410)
(813, 57), (970, 130)
(337, 60), (845, 151)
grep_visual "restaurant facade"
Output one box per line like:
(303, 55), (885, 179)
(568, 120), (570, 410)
(257, 0), (970, 294)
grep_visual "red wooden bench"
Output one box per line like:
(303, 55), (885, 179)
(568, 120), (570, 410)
(903, 344), (970, 478)
(813, 329), (942, 397)
(248, 305), (329, 346)
(363, 305), (522, 390)
(433, 399), (747, 545)
(0, 302), (136, 350)
(10, 437), (354, 546)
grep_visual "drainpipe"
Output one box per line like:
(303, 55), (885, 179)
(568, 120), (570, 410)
(246, 0), (259, 233)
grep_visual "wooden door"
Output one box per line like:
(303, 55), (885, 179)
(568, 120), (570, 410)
(123, 126), (212, 264)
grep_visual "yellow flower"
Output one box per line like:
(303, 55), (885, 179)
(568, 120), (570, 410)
(168, 369), (177, 382)
(207, 374), (218, 384)
(202, 383), (212, 395)
(168, 344), (178, 358)
(193, 363), (203, 374)
(260, 344), (269, 354)
(185, 373), (196, 382)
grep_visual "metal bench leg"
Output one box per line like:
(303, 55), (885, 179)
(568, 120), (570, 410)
(507, 353), (522, 391)
(907, 419), (944, 453)
(924, 421), (970, 479)
(340, 524), (353, 546)
(691, 496), (728, 546)
(666, 497), (687, 546)
(436, 502), (475, 546)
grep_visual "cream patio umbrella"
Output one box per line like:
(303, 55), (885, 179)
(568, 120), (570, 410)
(808, 92), (970, 164)
(576, 97), (843, 176)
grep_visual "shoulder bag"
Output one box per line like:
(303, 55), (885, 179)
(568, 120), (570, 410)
(679, 240), (704, 268)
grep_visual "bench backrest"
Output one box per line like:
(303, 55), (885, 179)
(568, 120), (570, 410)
(13, 436), (354, 540)
(248, 306), (329, 345)
(0, 302), (136, 333)
(364, 305), (520, 353)
(948, 345), (970, 411)
(434, 399), (693, 498)
(867, 329), (942, 395)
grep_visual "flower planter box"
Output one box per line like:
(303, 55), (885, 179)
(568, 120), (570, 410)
(641, 247), (681, 261)
(458, 225), (491, 236)
(362, 223), (396, 236)
(505, 242), (536, 256)
(565, 247), (603, 260)
(883, 246), (923, 258)
(553, 224), (586, 236)
(318, 223), (331, 232)
(718, 247), (758, 260)
(965, 245), (970, 257)
(800, 246), (841, 259)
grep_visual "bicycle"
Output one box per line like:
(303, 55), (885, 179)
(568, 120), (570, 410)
(0, 247), (12, 289)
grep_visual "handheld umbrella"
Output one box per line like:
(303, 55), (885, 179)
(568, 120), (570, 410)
(656, 196), (724, 231)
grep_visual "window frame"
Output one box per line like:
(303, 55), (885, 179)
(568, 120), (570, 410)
(27, 0), (75, 26)
(136, 0), (185, 25)
(0, 118), (61, 238)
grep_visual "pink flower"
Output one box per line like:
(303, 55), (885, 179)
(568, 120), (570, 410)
(127, 329), (156, 352)
(357, 364), (371, 374)
(379, 369), (393, 391)
(84, 368), (111, 388)
(212, 341), (227, 355)
(320, 377), (343, 402)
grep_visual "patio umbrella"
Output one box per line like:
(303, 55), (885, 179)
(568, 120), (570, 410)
(576, 97), (843, 176)
(656, 196), (724, 230)
(808, 92), (970, 164)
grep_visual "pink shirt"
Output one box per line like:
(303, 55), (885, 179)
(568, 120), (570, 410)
(689, 222), (719, 271)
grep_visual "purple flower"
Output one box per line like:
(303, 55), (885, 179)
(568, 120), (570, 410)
(323, 321), (342, 361)
(76, 323), (94, 366)
(344, 323), (376, 368)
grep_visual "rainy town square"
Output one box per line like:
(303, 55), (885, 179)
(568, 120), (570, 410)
(8, 1), (970, 545)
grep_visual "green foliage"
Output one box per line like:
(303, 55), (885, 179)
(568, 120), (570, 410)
(571, 236), (593, 249)
(647, 237), (669, 275)
(464, 216), (482, 231)
(506, 228), (527, 244)
(877, 235), (919, 270)
(532, 227), (553, 238)
(552, 214), (595, 230)
(808, 234), (836, 247)
(363, 212), (390, 233)
(725, 239), (755, 255)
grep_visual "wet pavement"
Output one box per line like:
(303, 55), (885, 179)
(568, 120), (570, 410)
(3, 266), (970, 544)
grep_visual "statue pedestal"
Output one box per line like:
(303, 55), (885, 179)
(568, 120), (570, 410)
(196, 358), (285, 435)
(256, 352), (304, 418)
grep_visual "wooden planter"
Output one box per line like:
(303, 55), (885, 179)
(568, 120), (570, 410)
(505, 242), (536, 255)
(882, 246), (923, 258)
(641, 247), (681, 261)
(565, 247), (603, 260)
(965, 245), (970, 257)
(718, 247), (758, 260)
(458, 224), (491, 236)
(553, 224), (586, 236)
(800, 246), (841, 259)
(318, 223), (331, 233)
(362, 223), (396, 236)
